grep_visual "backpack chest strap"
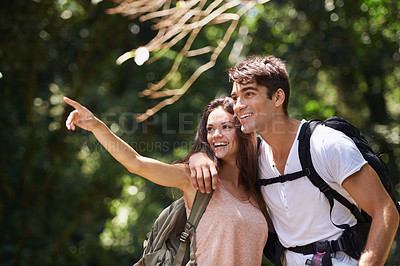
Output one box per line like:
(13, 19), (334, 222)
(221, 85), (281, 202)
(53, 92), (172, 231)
(258, 169), (309, 186)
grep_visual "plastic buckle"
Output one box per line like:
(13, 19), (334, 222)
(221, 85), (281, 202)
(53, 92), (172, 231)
(315, 240), (330, 253)
(179, 231), (189, 243)
(185, 222), (194, 231)
(319, 183), (331, 193)
(180, 223), (194, 243)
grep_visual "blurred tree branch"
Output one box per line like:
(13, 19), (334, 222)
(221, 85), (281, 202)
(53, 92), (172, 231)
(108, 0), (269, 122)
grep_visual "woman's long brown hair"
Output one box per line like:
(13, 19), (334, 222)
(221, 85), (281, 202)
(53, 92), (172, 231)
(178, 97), (267, 218)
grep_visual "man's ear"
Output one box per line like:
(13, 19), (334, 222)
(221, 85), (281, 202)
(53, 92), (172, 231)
(273, 88), (285, 108)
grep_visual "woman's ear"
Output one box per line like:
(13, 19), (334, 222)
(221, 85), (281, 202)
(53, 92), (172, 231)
(273, 88), (285, 108)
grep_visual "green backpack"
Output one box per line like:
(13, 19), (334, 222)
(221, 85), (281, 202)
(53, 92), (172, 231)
(134, 191), (213, 266)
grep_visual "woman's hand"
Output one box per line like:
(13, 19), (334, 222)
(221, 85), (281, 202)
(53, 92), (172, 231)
(64, 97), (101, 132)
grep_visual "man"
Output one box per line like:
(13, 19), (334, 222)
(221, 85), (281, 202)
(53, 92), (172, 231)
(188, 55), (399, 265)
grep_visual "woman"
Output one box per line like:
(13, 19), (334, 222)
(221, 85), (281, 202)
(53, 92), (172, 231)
(64, 96), (268, 265)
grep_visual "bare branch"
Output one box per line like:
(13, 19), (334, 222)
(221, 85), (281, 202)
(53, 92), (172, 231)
(186, 46), (214, 57)
(109, 0), (267, 122)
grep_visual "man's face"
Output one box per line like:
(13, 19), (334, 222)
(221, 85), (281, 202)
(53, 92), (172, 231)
(230, 81), (275, 134)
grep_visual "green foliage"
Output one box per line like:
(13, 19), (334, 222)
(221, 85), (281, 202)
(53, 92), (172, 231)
(1, 0), (399, 265)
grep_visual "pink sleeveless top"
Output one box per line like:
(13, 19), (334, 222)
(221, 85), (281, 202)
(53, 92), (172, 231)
(184, 185), (268, 265)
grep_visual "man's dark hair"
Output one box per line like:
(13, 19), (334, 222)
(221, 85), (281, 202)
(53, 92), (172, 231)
(227, 55), (291, 115)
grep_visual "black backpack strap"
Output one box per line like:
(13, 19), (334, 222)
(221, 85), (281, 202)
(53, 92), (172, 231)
(299, 121), (367, 224)
(258, 170), (307, 186)
(174, 190), (213, 266)
(298, 121), (350, 230)
(288, 225), (363, 260)
(257, 134), (308, 186)
(258, 121), (364, 228)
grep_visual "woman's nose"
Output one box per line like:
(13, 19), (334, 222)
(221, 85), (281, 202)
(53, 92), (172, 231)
(212, 128), (223, 138)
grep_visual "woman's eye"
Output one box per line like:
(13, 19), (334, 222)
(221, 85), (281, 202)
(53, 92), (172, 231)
(223, 125), (231, 129)
(206, 127), (213, 132)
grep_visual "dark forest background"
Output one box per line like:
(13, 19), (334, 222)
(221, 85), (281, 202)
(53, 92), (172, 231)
(1, 0), (399, 265)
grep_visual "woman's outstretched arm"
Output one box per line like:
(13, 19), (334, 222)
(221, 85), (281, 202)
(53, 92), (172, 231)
(64, 97), (193, 193)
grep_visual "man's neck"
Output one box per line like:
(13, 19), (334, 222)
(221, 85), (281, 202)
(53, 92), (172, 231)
(259, 116), (301, 172)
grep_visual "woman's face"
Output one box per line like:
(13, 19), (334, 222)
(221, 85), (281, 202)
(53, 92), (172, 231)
(206, 107), (239, 162)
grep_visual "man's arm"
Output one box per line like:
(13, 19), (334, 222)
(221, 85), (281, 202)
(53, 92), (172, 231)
(188, 152), (220, 193)
(342, 164), (399, 265)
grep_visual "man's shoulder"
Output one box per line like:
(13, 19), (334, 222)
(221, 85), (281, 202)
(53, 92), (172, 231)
(308, 123), (359, 159)
(311, 123), (349, 144)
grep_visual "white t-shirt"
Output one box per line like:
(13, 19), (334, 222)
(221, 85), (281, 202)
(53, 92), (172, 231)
(259, 120), (367, 265)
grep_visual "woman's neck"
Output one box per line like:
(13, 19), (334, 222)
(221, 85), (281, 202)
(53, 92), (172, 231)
(219, 159), (251, 200)
(219, 159), (240, 186)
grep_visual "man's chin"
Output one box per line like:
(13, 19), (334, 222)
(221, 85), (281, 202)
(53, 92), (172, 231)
(241, 124), (253, 134)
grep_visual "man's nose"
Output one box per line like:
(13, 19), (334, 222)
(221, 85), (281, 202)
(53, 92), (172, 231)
(234, 97), (246, 112)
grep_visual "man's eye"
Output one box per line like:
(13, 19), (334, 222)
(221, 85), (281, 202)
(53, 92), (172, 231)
(246, 92), (254, 97)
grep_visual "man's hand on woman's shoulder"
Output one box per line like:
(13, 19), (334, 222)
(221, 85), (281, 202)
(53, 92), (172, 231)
(188, 152), (220, 193)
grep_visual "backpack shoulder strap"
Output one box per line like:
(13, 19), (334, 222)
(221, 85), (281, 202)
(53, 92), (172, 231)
(298, 120), (351, 230)
(173, 191), (213, 266)
(301, 120), (367, 223)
